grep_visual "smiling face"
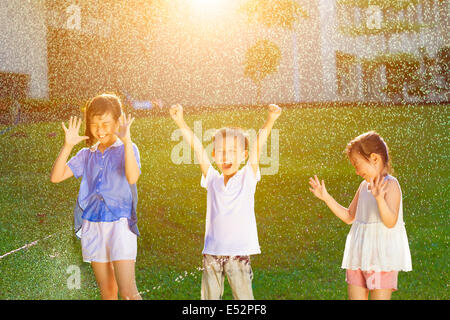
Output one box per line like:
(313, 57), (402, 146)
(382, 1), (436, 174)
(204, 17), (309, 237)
(346, 131), (392, 181)
(84, 93), (123, 146)
(212, 134), (248, 176)
(349, 151), (383, 182)
(88, 112), (119, 146)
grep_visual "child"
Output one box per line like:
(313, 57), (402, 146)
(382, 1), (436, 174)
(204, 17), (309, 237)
(169, 103), (281, 300)
(50, 93), (142, 300)
(309, 131), (412, 300)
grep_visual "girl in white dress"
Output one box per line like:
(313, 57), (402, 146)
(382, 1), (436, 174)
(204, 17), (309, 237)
(309, 131), (412, 300)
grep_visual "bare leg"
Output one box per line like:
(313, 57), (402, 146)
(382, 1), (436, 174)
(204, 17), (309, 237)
(112, 260), (142, 300)
(370, 289), (392, 300)
(91, 262), (118, 300)
(348, 284), (369, 300)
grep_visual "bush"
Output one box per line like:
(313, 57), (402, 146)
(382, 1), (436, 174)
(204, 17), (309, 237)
(0, 98), (87, 125)
(19, 98), (84, 113)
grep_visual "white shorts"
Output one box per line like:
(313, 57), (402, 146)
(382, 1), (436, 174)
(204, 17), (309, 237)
(81, 218), (137, 263)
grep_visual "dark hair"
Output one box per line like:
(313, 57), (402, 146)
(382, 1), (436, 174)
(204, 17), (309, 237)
(84, 93), (123, 146)
(212, 127), (249, 151)
(345, 131), (392, 174)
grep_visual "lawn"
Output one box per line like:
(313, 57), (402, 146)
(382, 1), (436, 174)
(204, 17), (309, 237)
(0, 104), (448, 299)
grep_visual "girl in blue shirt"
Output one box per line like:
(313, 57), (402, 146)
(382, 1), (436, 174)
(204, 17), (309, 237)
(50, 93), (142, 300)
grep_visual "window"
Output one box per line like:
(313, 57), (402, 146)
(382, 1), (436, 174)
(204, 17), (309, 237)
(336, 52), (358, 98)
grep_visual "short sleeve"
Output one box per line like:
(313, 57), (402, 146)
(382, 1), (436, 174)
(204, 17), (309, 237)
(67, 148), (88, 179)
(132, 143), (142, 173)
(201, 165), (218, 189)
(246, 162), (261, 183)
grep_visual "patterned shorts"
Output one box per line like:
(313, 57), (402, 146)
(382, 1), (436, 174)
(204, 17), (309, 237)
(201, 254), (254, 300)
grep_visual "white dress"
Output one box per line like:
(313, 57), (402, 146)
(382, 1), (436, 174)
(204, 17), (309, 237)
(341, 175), (412, 272)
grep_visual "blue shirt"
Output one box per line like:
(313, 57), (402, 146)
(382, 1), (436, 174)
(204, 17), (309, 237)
(67, 139), (141, 223)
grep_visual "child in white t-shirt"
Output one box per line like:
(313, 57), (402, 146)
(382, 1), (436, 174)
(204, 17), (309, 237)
(170, 104), (281, 300)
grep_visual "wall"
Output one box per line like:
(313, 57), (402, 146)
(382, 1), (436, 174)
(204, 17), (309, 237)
(0, 0), (48, 98)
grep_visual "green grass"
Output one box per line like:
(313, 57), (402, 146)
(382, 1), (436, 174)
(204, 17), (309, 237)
(0, 104), (448, 299)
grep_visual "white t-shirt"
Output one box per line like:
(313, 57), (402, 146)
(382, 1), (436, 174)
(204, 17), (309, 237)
(200, 162), (261, 256)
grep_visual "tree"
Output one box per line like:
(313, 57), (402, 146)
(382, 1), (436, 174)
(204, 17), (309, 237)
(240, 0), (308, 102)
(244, 40), (282, 104)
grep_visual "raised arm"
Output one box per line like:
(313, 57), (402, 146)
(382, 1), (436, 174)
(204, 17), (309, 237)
(371, 175), (401, 228)
(309, 175), (360, 224)
(248, 104), (282, 176)
(170, 104), (211, 177)
(50, 116), (88, 183)
(115, 113), (140, 185)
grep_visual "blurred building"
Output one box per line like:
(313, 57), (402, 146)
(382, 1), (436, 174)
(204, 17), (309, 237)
(0, 0), (48, 99)
(0, 0), (448, 104)
(0, 0), (154, 101)
(44, 0), (155, 100)
(145, 0), (325, 105)
(320, 0), (449, 103)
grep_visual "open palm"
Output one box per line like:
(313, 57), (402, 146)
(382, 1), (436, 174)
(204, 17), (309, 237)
(62, 116), (88, 147)
(309, 175), (329, 201)
(115, 113), (135, 143)
(370, 175), (388, 199)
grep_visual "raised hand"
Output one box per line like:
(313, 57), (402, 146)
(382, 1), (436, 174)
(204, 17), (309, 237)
(169, 104), (184, 125)
(309, 175), (330, 202)
(115, 113), (135, 144)
(169, 103), (210, 177)
(370, 175), (388, 200)
(62, 116), (89, 147)
(268, 104), (282, 121)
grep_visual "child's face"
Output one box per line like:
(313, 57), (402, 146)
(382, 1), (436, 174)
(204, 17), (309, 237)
(213, 136), (247, 176)
(89, 113), (119, 145)
(349, 152), (382, 182)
